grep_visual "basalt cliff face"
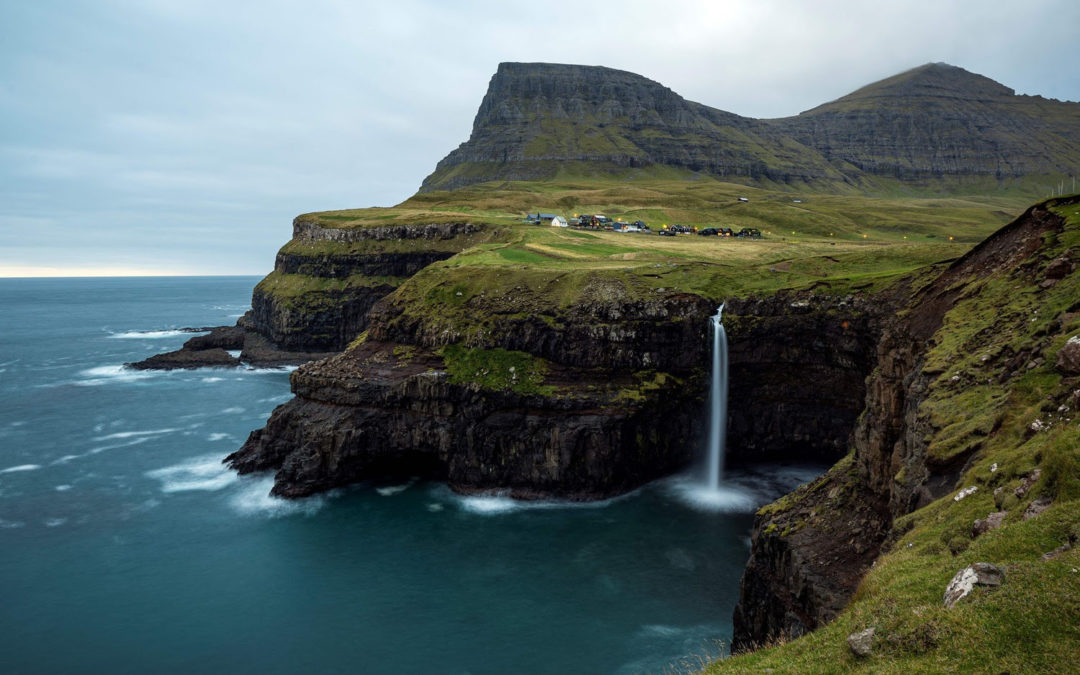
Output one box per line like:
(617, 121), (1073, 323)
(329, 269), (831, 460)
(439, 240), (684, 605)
(421, 62), (1080, 193)
(731, 196), (1080, 652)
(225, 265), (889, 499)
(244, 220), (497, 352)
(227, 285), (716, 499)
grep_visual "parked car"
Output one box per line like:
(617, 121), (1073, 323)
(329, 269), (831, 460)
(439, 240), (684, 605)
(735, 227), (762, 238)
(669, 224), (692, 234)
(719, 227), (734, 237)
(698, 227), (719, 236)
(658, 229), (677, 237)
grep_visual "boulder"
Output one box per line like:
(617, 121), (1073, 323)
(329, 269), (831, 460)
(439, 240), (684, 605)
(1057, 336), (1080, 375)
(1045, 255), (1073, 280)
(847, 627), (875, 658)
(944, 562), (1005, 608)
(127, 347), (240, 370)
(1024, 496), (1053, 520)
(972, 511), (1007, 537)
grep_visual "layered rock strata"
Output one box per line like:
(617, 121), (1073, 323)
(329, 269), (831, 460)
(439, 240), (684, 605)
(227, 267), (887, 499)
(227, 288), (718, 499)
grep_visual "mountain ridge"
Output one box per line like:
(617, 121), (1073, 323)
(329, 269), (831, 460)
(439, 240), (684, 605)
(420, 62), (1080, 194)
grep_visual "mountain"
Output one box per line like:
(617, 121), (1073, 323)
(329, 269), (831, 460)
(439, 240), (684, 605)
(420, 62), (1080, 194)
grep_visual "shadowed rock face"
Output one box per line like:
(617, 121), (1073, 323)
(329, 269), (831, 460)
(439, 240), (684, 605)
(725, 294), (884, 463)
(421, 62), (1080, 192)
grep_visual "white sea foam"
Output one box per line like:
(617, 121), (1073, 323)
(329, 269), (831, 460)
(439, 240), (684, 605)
(243, 365), (298, 374)
(74, 365), (156, 386)
(202, 377), (225, 383)
(88, 436), (152, 454)
(228, 476), (325, 518)
(55, 484), (73, 492)
(147, 455), (237, 493)
(0, 519), (26, 529)
(226, 350), (242, 358)
(444, 486), (631, 515)
(93, 428), (178, 441)
(258, 394), (294, 404)
(639, 624), (685, 638)
(52, 455), (81, 465)
(375, 479), (416, 497)
(109, 329), (205, 339)
(44, 518), (67, 527)
(663, 475), (757, 513)
(221, 407), (245, 414)
(0, 464), (41, 474)
(426, 503), (444, 512)
(207, 433), (232, 442)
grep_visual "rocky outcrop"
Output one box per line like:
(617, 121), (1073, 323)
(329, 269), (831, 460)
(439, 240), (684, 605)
(128, 325), (337, 370)
(139, 220), (503, 368)
(243, 220), (501, 353)
(421, 62), (1080, 193)
(731, 196), (1077, 651)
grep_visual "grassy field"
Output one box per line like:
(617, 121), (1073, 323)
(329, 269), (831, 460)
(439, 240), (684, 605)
(283, 173), (1035, 303)
(298, 173), (1025, 245)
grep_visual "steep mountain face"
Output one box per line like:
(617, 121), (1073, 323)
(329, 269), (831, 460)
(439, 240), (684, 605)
(421, 62), (1080, 193)
(420, 62), (844, 191)
(772, 63), (1080, 184)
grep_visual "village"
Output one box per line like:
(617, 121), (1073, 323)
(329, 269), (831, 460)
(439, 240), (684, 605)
(525, 211), (763, 238)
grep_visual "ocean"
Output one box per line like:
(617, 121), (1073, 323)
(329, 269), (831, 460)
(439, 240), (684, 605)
(0, 276), (818, 674)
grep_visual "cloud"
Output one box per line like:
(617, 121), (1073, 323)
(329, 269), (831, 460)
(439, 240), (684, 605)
(0, 0), (1077, 275)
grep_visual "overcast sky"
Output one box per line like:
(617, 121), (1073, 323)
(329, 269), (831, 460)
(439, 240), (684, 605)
(2, 0), (1078, 276)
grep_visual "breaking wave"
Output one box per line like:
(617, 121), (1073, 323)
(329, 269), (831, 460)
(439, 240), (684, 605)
(147, 455), (237, 493)
(228, 476), (326, 518)
(108, 329), (206, 339)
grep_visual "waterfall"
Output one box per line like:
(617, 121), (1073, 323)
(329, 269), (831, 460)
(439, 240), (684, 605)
(707, 304), (728, 489)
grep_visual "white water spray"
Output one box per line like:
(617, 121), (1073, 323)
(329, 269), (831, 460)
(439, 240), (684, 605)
(707, 304), (728, 489)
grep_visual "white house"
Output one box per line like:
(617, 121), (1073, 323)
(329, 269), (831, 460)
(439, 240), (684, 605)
(550, 215), (568, 228)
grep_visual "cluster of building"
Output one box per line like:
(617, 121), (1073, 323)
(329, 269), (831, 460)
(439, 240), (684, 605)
(524, 213), (762, 237)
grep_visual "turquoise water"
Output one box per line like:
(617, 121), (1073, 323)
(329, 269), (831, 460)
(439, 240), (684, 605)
(0, 277), (818, 674)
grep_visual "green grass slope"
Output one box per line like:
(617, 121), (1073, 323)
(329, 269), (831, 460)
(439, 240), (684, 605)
(708, 200), (1080, 674)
